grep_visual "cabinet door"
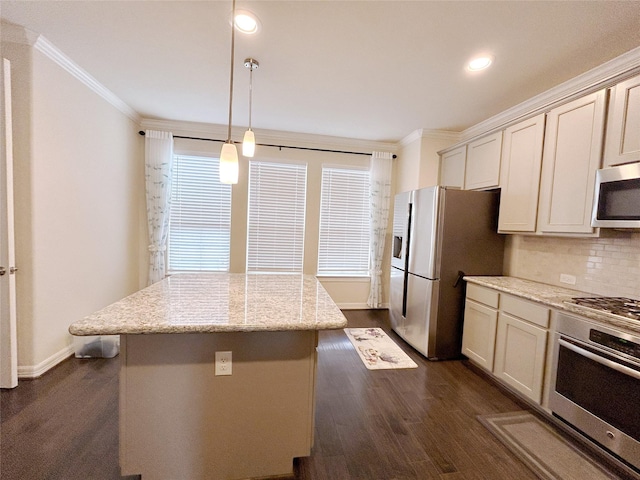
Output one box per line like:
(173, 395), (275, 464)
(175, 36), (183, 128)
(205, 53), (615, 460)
(465, 131), (503, 190)
(493, 312), (548, 403)
(537, 90), (606, 234)
(498, 114), (546, 232)
(604, 74), (640, 167)
(439, 146), (466, 189)
(461, 299), (498, 371)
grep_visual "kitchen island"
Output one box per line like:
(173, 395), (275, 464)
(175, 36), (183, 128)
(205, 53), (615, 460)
(69, 273), (348, 480)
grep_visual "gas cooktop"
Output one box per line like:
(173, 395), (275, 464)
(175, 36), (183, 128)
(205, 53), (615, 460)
(568, 296), (640, 321)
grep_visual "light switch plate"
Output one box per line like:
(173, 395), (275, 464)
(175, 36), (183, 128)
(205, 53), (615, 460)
(215, 351), (232, 376)
(560, 273), (577, 285)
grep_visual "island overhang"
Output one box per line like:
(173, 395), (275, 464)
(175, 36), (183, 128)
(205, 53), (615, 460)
(69, 272), (348, 335)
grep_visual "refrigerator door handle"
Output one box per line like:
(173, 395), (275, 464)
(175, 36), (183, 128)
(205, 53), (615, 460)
(453, 270), (466, 288)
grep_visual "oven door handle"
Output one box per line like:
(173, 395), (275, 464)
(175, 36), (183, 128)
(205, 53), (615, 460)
(558, 338), (640, 381)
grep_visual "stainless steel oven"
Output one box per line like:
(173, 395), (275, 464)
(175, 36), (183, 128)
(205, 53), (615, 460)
(550, 311), (640, 472)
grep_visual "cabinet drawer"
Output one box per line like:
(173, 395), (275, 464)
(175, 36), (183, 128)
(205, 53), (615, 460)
(500, 294), (549, 328)
(466, 283), (499, 308)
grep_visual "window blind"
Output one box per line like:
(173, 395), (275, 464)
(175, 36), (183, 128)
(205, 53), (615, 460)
(317, 167), (370, 276)
(247, 161), (307, 272)
(168, 155), (232, 272)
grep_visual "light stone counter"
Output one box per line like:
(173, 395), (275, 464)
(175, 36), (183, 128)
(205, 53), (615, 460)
(69, 272), (347, 336)
(464, 275), (640, 335)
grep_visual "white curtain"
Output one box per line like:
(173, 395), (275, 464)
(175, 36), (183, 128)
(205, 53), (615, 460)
(145, 130), (174, 285)
(367, 151), (393, 308)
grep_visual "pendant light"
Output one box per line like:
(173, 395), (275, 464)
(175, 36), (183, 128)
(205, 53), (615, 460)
(242, 58), (259, 157)
(219, 0), (239, 184)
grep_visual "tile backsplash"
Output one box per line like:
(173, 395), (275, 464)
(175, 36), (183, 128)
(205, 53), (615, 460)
(505, 231), (640, 299)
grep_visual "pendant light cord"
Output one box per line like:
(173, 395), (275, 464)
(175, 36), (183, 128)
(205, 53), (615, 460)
(248, 64), (253, 130)
(226, 0), (236, 143)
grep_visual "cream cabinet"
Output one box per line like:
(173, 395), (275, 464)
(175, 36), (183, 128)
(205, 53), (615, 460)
(463, 284), (551, 405)
(461, 284), (499, 372)
(439, 145), (466, 189)
(464, 131), (503, 190)
(537, 89), (607, 234)
(497, 114), (546, 233)
(604, 73), (640, 167)
(493, 295), (550, 403)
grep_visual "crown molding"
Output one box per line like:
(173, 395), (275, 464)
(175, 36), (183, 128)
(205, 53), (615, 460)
(140, 118), (398, 155)
(399, 128), (461, 147)
(1, 21), (40, 46)
(461, 45), (640, 142)
(2, 22), (140, 122)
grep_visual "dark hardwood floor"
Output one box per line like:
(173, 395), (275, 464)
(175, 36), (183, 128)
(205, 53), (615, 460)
(0, 309), (623, 479)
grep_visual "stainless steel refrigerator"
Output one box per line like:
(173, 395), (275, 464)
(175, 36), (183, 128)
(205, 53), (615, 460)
(390, 186), (504, 360)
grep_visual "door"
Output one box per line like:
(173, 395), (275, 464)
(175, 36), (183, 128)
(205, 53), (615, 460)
(537, 89), (606, 234)
(497, 114), (546, 232)
(389, 266), (405, 334)
(464, 131), (503, 191)
(0, 58), (18, 389)
(461, 299), (498, 371)
(391, 191), (411, 271)
(604, 73), (640, 167)
(493, 312), (547, 403)
(403, 274), (437, 357)
(407, 187), (439, 279)
(439, 146), (466, 189)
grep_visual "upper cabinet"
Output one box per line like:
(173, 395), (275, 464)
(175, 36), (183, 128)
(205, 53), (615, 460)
(439, 145), (466, 189)
(464, 131), (503, 190)
(498, 114), (546, 233)
(604, 73), (640, 167)
(537, 89), (607, 234)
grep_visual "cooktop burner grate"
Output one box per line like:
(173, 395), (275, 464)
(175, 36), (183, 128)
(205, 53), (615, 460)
(569, 296), (640, 321)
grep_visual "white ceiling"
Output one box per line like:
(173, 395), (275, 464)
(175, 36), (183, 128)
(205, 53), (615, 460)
(2, 1), (640, 143)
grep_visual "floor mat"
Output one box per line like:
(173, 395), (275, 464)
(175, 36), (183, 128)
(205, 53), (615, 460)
(478, 411), (620, 480)
(344, 328), (418, 370)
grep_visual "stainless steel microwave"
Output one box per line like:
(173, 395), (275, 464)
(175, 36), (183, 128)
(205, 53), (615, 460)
(591, 162), (640, 228)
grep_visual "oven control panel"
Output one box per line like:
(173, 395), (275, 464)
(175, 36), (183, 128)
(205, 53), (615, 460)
(589, 329), (640, 359)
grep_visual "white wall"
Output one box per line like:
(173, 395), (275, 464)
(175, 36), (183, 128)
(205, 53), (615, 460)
(2, 33), (142, 375)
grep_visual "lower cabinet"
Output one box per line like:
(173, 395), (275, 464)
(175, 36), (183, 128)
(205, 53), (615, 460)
(462, 299), (498, 371)
(493, 312), (548, 403)
(462, 284), (551, 405)
(462, 284), (499, 371)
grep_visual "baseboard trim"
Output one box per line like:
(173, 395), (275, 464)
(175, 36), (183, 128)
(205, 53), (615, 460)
(18, 345), (75, 379)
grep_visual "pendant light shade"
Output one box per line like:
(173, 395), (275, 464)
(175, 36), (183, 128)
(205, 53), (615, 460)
(242, 129), (255, 157)
(220, 0), (238, 184)
(242, 58), (259, 158)
(220, 142), (239, 184)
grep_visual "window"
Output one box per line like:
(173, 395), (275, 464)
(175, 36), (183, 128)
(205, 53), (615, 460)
(317, 166), (370, 276)
(168, 155), (232, 272)
(247, 161), (307, 272)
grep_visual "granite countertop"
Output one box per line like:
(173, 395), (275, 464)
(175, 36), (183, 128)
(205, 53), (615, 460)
(464, 276), (640, 335)
(69, 273), (348, 336)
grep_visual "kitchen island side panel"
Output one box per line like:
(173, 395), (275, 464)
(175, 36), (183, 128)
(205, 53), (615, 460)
(119, 331), (318, 480)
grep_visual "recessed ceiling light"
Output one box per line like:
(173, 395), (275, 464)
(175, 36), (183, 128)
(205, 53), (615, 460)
(234, 10), (261, 34)
(467, 55), (494, 72)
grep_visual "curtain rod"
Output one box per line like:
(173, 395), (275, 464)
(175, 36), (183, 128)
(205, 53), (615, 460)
(138, 131), (396, 158)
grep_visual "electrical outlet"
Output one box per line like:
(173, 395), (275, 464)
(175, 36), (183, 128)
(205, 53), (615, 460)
(215, 351), (232, 376)
(560, 273), (577, 285)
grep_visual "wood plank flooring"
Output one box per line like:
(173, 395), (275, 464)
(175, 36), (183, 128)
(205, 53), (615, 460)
(0, 309), (623, 479)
